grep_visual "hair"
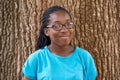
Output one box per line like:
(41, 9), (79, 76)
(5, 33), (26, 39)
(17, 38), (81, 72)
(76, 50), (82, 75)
(36, 5), (71, 50)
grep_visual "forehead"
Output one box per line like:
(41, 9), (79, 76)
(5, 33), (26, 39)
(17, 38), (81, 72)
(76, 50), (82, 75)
(48, 10), (71, 23)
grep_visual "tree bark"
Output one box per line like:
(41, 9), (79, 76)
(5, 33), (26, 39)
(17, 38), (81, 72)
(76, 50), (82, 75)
(1, 0), (119, 80)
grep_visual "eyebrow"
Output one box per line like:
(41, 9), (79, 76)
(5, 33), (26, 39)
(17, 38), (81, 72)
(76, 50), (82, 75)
(54, 19), (72, 24)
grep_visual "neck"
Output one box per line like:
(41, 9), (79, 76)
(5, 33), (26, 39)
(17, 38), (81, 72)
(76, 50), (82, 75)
(48, 44), (74, 56)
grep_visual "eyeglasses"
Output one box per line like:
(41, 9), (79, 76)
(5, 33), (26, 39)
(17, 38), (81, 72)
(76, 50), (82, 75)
(47, 22), (74, 31)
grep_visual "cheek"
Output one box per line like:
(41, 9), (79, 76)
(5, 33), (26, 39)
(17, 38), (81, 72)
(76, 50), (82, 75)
(48, 29), (74, 44)
(49, 31), (58, 41)
(70, 29), (74, 37)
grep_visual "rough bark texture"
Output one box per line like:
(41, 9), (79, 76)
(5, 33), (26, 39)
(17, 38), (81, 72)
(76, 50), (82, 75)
(0, 0), (120, 80)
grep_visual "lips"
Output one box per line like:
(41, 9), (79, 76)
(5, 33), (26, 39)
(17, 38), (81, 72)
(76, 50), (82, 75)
(59, 35), (70, 38)
(59, 34), (70, 37)
(59, 36), (71, 40)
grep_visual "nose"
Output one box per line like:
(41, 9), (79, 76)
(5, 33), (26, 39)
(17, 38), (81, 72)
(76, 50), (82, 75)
(60, 25), (68, 32)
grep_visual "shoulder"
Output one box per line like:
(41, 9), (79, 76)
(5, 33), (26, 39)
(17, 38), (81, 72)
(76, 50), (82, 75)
(26, 46), (48, 62)
(75, 46), (93, 60)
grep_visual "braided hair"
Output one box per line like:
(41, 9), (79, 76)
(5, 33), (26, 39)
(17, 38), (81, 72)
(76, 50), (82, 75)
(36, 5), (71, 50)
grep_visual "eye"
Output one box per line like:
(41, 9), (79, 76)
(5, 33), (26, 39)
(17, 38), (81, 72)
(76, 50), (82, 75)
(52, 24), (59, 28)
(65, 22), (74, 28)
(52, 24), (61, 30)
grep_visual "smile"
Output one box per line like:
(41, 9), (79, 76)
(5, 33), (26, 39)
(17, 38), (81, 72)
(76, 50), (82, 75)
(59, 35), (70, 37)
(59, 36), (70, 38)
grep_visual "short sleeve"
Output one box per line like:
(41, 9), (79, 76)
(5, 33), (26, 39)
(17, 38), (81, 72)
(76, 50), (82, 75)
(22, 53), (38, 80)
(85, 51), (97, 80)
(77, 47), (97, 80)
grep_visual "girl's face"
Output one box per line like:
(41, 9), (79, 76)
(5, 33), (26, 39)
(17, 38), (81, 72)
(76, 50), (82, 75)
(44, 10), (74, 47)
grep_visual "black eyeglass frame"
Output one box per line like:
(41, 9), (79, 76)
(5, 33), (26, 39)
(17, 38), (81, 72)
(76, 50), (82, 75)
(47, 22), (74, 31)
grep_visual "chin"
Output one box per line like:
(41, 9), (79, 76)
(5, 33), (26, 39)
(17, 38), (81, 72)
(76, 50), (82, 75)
(57, 38), (71, 46)
(59, 42), (71, 46)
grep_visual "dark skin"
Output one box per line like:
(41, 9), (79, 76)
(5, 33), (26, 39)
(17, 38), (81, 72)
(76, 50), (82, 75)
(23, 77), (31, 80)
(23, 10), (74, 80)
(45, 10), (74, 57)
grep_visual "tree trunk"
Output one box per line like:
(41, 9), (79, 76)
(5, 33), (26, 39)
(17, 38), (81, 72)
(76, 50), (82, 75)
(1, 0), (119, 80)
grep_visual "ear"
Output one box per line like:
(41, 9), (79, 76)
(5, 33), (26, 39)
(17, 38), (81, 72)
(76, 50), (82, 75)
(44, 28), (49, 36)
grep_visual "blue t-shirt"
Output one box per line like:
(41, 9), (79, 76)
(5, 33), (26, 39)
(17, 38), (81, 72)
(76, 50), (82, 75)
(22, 46), (97, 80)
